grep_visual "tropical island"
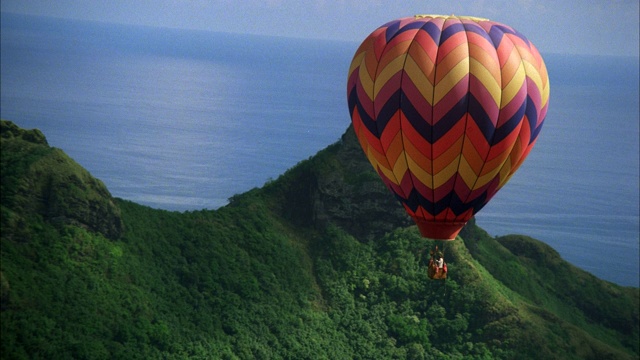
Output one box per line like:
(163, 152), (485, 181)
(1, 120), (638, 359)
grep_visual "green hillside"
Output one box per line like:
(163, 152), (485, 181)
(1, 120), (638, 359)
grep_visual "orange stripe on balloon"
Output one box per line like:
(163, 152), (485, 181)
(433, 134), (464, 174)
(432, 118), (465, 158)
(434, 42), (469, 86)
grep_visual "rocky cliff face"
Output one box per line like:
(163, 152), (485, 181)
(1, 120), (123, 240)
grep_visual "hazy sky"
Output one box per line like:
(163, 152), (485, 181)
(2, 0), (639, 56)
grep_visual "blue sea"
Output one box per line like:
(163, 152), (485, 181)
(2, 13), (638, 287)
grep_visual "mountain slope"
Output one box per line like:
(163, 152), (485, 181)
(1, 120), (638, 359)
(1, 121), (123, 240)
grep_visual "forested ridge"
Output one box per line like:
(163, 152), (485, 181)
(1, 120), (638, 359)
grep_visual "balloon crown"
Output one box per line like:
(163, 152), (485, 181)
(414, 14), (490, 22)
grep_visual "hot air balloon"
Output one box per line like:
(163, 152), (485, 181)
(347, 15), (549, 242)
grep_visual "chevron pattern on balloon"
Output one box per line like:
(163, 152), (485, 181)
(347, 15), (549, 239)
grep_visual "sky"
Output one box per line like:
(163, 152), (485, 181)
(1, 0), (639, 56)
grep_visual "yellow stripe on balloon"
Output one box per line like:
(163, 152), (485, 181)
(468, 41), (501, 81)
(522, 61), (544, 95)
(403, 56), (435, 104)
(542, 74), (550, 106)
(433, 154), (461, 188)
(385, 129), (405, 166)
(407, 155), (433, 188)
(392, 151), (409, 183)
(348, 51), (366, 81)
(366, 146), (390, 172)
(365, 154), (390, 181)
(474, 165), (502, 189)
(500, 61), (526, 108)
(455, 155), (478, 189)
(358, 63), (375, 101)
(404, 135), (432, 171)
(433, 58), (470, 105)
(374, 54), (408, 99)
(435, 41), (469, 79)
(498, 48), (520, 84)
(460, 139), (484, 174)
(469, 57), (501, 107)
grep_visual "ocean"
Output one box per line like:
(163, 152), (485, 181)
(1, 13), (638, 287)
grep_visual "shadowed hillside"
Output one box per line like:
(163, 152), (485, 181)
(1, 120), (638, 359)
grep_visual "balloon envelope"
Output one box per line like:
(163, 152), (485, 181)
(347, 15), (549, 240)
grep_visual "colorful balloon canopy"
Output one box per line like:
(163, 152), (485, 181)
(347, 15), (550, 240)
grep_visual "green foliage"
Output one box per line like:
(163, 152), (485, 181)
(462, 222), (640, 358)
(1, 120), (638, 359)
(1, 121), (122, 240)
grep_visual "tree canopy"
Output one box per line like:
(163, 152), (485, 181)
(1, 120), (638, 359)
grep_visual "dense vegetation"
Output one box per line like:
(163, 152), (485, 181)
(1, 120), (638, 359)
